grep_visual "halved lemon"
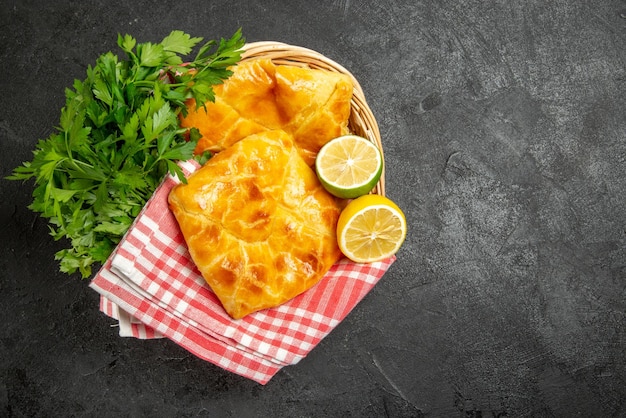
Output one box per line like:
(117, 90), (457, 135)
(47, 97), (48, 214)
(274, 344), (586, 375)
(337, 194), (407, 263)
(315, 135), (383, 199)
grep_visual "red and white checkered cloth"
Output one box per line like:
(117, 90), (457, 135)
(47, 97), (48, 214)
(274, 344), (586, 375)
(90, 160), (395, 385)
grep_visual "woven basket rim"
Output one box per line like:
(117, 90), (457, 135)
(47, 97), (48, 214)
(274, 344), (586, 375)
(241, 41), (385, 197)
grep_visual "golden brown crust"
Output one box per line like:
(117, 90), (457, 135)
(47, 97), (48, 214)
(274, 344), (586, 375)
(274, 64), (352, 164)
(179, 58), (353, 166)
(168, 130), (342, 319)
(183, 97), (269, 155)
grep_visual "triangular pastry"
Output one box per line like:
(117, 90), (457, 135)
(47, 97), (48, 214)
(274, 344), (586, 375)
(168, 130), (342, 319)
(179, 58), (353, 166)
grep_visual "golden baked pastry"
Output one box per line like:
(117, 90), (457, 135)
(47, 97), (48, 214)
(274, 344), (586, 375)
(182, 97), (269, 155)
(179, 58), (353, 166)
(274, 64), (352, 165)
(168, 130), (342, 319)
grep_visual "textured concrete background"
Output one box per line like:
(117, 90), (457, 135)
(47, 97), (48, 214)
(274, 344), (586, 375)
(1, 0), (625, 416)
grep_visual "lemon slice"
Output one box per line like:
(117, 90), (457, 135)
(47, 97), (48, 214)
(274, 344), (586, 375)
(315, 135), (383, 199)
(337, 194), (407, 263)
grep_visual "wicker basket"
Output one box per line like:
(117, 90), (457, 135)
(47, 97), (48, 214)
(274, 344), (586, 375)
(241, 42), (385, 197)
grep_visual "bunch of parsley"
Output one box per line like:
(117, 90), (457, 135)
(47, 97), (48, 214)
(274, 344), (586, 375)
(9, 29), (245, 278)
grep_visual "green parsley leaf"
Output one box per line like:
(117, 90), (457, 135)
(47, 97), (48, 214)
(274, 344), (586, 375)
(138, 42), (165, 67)
(161, 30), (203, 55)
(117, 34), (137, 55)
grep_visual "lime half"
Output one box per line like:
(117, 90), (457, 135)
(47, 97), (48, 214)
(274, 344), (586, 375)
(315, 135), (383, 199)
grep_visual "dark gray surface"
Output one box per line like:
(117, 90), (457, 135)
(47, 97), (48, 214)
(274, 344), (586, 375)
(1, 0), (625, 416)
